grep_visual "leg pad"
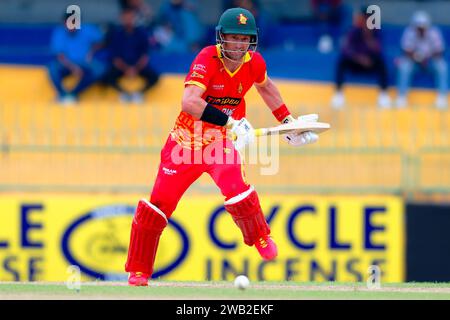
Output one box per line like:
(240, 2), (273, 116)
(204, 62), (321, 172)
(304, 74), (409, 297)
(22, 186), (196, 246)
(224, 187), (270, 246)
(125, 199), (168, 276)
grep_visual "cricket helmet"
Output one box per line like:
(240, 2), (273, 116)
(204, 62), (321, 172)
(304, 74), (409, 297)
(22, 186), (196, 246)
(215, 8), (258, 60)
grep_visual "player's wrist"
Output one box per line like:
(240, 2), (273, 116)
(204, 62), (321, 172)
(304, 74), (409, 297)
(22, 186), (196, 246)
(200, 103), (229, 127)
(272, 104), (291, 123)
(225, 116), (236, 129)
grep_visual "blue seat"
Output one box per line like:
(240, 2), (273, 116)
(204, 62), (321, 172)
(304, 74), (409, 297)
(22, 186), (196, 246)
(0, 22), (448, 90)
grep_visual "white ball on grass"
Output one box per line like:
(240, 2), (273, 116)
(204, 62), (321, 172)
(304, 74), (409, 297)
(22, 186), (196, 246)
(234, 275), (250, 290)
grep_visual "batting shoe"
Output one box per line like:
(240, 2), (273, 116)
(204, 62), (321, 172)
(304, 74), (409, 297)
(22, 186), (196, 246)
(378, 91), (392, 109)
(255, 236), (278, 261)
(128, 272), (150, 286)
(435, 94), (448, 110)
(331, 91), (345, 110)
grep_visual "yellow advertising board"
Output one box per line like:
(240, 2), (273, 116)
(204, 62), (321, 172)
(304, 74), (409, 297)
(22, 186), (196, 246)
(0, 194), (404, 282)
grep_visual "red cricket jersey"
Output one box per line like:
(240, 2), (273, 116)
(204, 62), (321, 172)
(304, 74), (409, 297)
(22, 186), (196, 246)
(171, 44), (267, 150)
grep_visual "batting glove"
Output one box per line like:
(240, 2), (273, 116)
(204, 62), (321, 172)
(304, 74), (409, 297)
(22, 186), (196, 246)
(227, 117), (255, 151)
(283, 114), (319, 147)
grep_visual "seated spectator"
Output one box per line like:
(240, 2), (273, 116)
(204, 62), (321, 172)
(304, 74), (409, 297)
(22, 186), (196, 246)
(153, 0), (204, 52)
(103, 9), (159, 103)
(311, 0), (345, 54)
(396, 11), (448, 109)
(331, 6), (390, 109)
(48, 13), (105, 105)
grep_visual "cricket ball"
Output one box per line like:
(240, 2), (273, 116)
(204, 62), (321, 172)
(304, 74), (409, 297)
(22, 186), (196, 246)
(234, 275), (250, 290)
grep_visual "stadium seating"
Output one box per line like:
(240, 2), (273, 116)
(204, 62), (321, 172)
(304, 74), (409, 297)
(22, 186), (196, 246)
(0, 1), (449, 198)
(1, 22), (449, 88)
(0, 65), (448, 197)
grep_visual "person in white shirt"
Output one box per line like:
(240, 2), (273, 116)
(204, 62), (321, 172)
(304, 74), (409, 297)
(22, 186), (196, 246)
(396, 11), (448, 109)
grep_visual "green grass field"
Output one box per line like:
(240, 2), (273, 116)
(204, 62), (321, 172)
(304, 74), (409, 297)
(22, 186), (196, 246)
(1, 281), (450, 300)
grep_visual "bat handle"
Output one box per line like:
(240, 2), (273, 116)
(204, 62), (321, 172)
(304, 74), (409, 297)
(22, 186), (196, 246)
(254, 128), (268, 137)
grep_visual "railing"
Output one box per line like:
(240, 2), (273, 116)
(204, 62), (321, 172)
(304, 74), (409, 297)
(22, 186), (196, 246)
(0, 141), (448, 199)
(1, 75), (449, 199)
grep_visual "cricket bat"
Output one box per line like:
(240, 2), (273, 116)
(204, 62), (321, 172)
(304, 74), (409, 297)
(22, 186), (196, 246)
(254, 121), (331, 137)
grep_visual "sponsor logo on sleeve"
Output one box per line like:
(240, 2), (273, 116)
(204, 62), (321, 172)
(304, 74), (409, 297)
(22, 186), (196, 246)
(193, 64), (206, 72)
(190, 71), (205, 79)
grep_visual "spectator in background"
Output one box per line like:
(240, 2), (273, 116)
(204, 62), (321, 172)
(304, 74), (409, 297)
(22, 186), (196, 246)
(153, 0), (204, 52)
(48, 13), (105, 105)
(331, 6), (390, 109)
(311, 0), (345, 54)
(224, 0), (275, 49)
(103, 9), (159, 103)
(396, 11), (448, 109)
(119, 0), (155, 28)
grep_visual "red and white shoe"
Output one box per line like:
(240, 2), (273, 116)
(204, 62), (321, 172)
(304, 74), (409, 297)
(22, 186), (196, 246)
(128, 272), (150, 286)
(255, 236), (278, 261)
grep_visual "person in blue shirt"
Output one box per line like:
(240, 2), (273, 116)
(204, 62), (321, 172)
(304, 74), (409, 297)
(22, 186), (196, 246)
(103, 9), (160, 103)
(395, 11), (448, 109)
(48, 13), (105, 105)
(331, 6), (390, 109)
(153, 0), (204, 52)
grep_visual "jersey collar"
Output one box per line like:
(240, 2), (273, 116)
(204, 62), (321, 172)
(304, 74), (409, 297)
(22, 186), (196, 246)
(216, 44), (251, 78)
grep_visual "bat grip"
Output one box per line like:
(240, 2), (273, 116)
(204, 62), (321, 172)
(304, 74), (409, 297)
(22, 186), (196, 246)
(254, 128), (268, 137)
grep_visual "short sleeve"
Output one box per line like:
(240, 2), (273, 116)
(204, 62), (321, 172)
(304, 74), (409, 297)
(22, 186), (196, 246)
(50, 27), (65, 55)
(184, 47), (215, 90)
(251, 52), (268, 86)
(430, 27), (445, 53)
(89, 25), (103, 43)
(401, 27), (415, 52)
(137, 27), (149, 55)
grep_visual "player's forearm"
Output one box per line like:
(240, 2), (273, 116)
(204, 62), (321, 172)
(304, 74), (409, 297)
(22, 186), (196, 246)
(113, 58), (129, 72)
(256, 78), (292, 122)
(183, 96), (233, 127)
(57, 54), (77, 70)
(87, 42), (104, 59)
(255, 78), (285, 112)
(136, 55), (149, 71)
(431, 51), (444, 59)
(181, 93), (208, 119)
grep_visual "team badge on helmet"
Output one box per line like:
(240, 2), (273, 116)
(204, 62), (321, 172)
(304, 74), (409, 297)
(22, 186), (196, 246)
(237, 13), (248, 25)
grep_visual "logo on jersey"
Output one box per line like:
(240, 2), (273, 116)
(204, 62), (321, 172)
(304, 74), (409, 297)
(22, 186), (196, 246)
(222, 108), (234, 116)
(238, 82), (243, 94)
(163, 167), (177, 175)
(212, 84), (225, 91)
(237, 14), (248, 25)
(190, 71), (204, 79)
(206, 96), (241, 106)
(193, 64), (206, 72)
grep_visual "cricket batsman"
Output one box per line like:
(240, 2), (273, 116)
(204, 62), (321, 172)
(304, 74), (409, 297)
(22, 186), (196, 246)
(125, 7), (320, 286)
